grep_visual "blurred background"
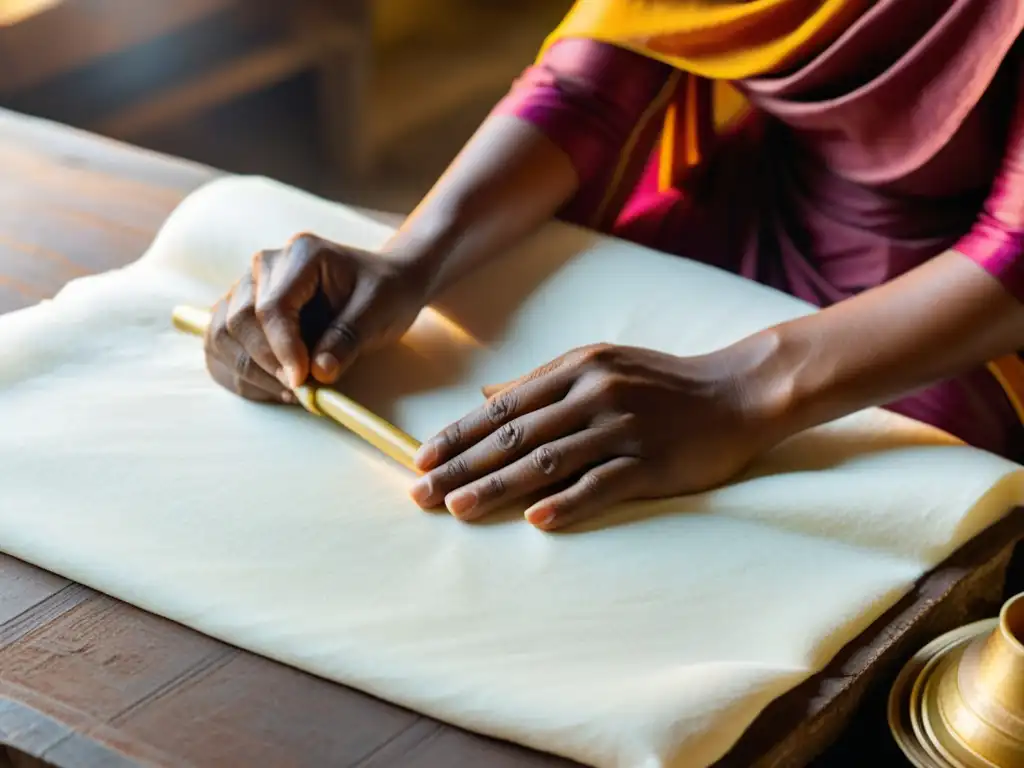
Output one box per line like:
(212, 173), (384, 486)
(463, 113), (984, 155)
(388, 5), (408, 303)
(0, 0), (571, 212)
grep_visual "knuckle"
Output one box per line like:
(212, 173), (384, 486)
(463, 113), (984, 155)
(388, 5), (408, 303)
(532, 445), (560, 476)
(485, 390), (518, 425)
(233, 350), (253, 378)
(206, 319), (231, 354)
(325, 320), (360, 350)
(578, 343), (614, 366)
(442, 422), (463, 451)
(443, 457), (470, 484)
(590, 373), (628, 408)
(482, 474), (506, 500)
(236, 270), (255, 291)
(579, 470), (603, 497)
(287, 232), (319, 249)
(493, 420), (524, 453)
(250, 249), (273, 275)
(206, 309), (226, 338)
(592, 345), (620, 370)
(225, 304), (255, 336)
(253, 296), (282, 324)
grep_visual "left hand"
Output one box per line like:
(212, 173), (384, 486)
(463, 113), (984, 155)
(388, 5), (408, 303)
(408, 343), (780, 530)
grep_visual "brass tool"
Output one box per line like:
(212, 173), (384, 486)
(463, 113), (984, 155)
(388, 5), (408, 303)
(889, 591), (1024, 767)
(172, 305), (422, 473)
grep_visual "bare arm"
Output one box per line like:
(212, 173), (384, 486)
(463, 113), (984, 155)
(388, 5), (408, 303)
(384, 39), (673, 300)
(740, 251), (1024, 441)
(384, 115), (579, 298)
(750, 64), (1024, 441)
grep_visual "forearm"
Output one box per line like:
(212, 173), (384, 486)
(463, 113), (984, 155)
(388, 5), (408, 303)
(383, 115), (578, 299)
(382, 39), (673, 302)
(736, 250), (1024, 439)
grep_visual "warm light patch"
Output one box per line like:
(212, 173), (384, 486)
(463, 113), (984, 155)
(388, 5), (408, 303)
(0, 0), (61, 26)
(987, 355), (1024, 425)
(404, 307), (481, 349)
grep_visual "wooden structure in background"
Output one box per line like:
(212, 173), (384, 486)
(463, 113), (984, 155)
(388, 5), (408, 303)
(0, 0), (371, 176)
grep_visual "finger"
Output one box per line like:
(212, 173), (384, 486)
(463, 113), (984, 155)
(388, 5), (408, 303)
(480, 380), (515, 399)
(524, 457), (646, 531)
(415, 364), (576, 472)
(207, 297), (271, 393)
(207, 357), (293, 404)
(225, 272), (286, 386)
(438, 425), (623, 521)
(477, 345), (605, 401)
(206, 296), (291, 400)
(309, 275), (377, 384)
(216, 328), (295, 402)
(409, 398), (591, 510)
(204, 296), (231, 356)
(253, 244), (320, 388)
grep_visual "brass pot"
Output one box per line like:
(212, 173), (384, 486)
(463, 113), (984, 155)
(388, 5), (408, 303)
(927, 592), (1024, 767)
(891, 592), (1024, 767)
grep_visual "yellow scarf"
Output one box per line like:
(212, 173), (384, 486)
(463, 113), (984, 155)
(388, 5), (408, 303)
(541, 0), (867, 80)
(542, 0), (868, 189)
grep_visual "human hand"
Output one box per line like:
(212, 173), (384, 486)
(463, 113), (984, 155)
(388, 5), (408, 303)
(204, 233), (427, 402)
(408, 344), (783, 530)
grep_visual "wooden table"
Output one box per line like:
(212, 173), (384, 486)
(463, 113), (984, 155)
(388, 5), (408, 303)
(0, 107), (1020, 768)
(0, 108), (580, 768)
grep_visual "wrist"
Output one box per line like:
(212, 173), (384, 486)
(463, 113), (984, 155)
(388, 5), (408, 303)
(715, 326), (810, 447)
(380, 240), (446, 305)
(380, 201), (468, 302)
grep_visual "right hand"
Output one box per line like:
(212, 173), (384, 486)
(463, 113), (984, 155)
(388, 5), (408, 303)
(204, 232), (428, 403)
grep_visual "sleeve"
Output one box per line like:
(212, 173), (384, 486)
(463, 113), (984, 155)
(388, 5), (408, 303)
(954, 64), (1024, 302)
(491, 38), (678, 228)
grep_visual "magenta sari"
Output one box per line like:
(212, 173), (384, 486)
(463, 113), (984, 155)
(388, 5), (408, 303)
(494, 0), (1024, 460)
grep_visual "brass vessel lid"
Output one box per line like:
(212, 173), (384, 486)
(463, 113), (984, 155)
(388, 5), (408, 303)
(889, 618), (995, 768)
(890, 592), (1024, 768)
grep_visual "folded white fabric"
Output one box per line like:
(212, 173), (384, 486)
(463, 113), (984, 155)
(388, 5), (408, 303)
(0, 176), (1019, 768)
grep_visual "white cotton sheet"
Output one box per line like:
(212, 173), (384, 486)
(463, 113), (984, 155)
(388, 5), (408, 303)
(0, 176), (1020, 768)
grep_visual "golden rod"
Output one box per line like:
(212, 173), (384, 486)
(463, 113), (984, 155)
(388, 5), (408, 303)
(171, 305), (422, 473)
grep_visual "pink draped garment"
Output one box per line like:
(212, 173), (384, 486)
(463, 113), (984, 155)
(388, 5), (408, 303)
(494, 0), (1024, 460)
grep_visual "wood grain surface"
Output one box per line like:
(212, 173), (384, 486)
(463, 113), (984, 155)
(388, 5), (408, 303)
(0, 107), (1019, 768)
(0, 107), (579, 768)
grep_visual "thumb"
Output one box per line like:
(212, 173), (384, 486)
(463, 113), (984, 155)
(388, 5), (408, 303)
(480, 379), (516, 399)
(480, 354), (574, 399)
(310, 283), (380, 384)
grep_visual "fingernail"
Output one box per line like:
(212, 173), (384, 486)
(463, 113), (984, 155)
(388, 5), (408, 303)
(526, 507), (556, 528)
(313, 352), (339, 382)
(414, 442), (438, 470)
(446, 490), (477, 519)
(409, 477), (433, 507)
(286, 365), (303, 389)
(275, 368), (290, 388)
(281, 390), (295, 404)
